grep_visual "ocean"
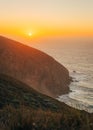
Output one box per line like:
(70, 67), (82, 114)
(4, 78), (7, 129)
(29, 37), (93, 113)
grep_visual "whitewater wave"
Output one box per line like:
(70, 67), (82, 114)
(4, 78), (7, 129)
(58, 71), (93, 113)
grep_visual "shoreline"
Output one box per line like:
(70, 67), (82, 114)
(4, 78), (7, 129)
(57, 71), (93, 113)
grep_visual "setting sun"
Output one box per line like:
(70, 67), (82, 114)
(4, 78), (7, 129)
(28, 32), (32, 37)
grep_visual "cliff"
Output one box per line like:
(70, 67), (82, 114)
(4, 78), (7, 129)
(0, 36), (69, 97)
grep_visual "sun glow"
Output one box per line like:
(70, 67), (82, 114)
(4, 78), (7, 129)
(28, 32), (32, 37)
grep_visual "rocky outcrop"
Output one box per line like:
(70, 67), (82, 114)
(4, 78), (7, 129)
(0, 36), (70, 97)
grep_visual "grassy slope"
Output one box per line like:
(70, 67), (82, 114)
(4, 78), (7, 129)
(0, 74), (62, 111)
(0, 74), (93, 130)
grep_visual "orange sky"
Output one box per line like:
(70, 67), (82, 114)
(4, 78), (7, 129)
(0, 0), (93, 40)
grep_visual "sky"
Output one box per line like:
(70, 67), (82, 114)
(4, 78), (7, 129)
(0, 0), (93, 41)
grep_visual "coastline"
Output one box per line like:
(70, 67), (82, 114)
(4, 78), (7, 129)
(57, 71), (93, 113)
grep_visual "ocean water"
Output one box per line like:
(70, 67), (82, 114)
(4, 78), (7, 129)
(29, 37), (93, 113)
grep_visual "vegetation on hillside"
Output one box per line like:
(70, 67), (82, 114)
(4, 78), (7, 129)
(0, 74), (93, 130)
(0, 74), (63, 111)
(0, 106), (93, 130)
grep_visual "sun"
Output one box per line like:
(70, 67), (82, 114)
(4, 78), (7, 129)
(28, 32), (32, 37)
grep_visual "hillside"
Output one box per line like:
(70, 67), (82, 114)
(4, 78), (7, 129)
(0, 74), (93, 130)
(0, 74), (62, 111)
(0, 36), (69, 97)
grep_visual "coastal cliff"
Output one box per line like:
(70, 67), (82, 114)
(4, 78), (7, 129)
(0, 36), (69, 97)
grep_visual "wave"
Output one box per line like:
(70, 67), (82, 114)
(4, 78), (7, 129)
(57, 71), (93, 113)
